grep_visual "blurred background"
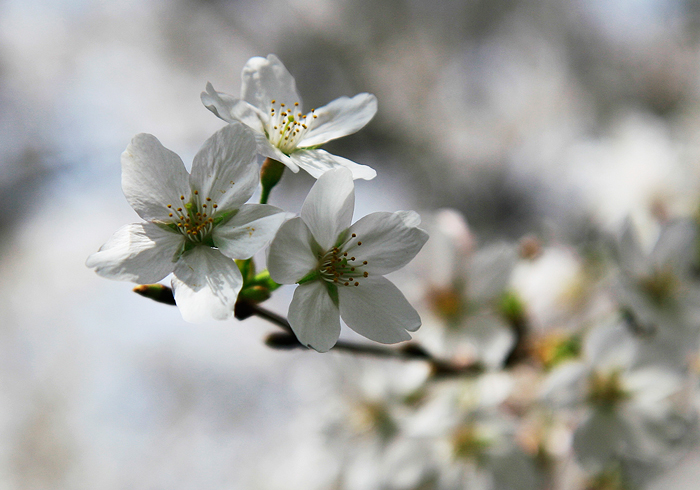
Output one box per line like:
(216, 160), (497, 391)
(3, 0), (700, 488)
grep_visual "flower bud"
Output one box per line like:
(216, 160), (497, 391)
(133, 284), (176, 305)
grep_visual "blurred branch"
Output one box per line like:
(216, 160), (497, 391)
(135, 284), (483, 378)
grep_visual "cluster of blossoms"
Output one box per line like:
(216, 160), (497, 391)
(88, 54), (700, 489)
(309, 211), (700, 490)
(87, 54), (427, 351)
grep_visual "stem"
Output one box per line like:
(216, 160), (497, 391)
(133, 284), (483, 378)
(246, 302), (483, 378)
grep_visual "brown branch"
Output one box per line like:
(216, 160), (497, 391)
(134, 284), (483, 378)
(241, 301), (483, 378)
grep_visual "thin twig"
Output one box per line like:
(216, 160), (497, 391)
(245, 302), (483, 378)
(134, 284), (483, 378)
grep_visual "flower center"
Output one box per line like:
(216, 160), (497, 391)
(266, 99), (318, 153)
(586, 369), (630, 410)
(318, 233), (369, 287)
(166, 190), (220, 244)
(638, 266), (677, 306)
(451, 424), (491, 465)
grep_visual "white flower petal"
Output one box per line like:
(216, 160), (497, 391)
(241, 54), (302, 112)
(585, 322), (637, 369)
(298, 93), (377, 147)
(267, 217), (318, 284)
(652, 218), (699, 275)
(288, 281), (341, 352)
(540, 361), (589, 408)
(201, 82), (266, 133)
(189, 123), (259, 211)
(121, 133), (190, 221)
(618, 218), (649, 277)
(344, 211), (429, 275)
(463, 313), (515, 368)
(172, 247), (243, 322)
(290, 149), (376, 180)
(466, 242), (518, 303)
(300, 167), (355, 250)
(338, 275), (419, 344)
(258, 141), (300, 173)
(86, 222), (182, 283)
(213, 203), (286, 259)
(624, 368), (683, 406)
(573, 410), (635, 469)
(396, 209), (422, 228)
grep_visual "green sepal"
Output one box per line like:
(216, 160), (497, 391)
(252, 269), (281, 292)
(236, 258), (256, 285)
(498, 290), (527, 326)
(238, 284), (272, 303)
(324, 282), (339, 307)
(297, 270), (319, 285)
(260, 158), (286, 204)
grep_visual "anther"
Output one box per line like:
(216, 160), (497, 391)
(357, 242), (362, 246)
(344, 282), (349, 286)
(363, 272), (369, 277)
(351, 233), (356, 238)
(363, 261), (368, 265)
(350, 257), (355, 261)
(354, 282), (359, 286)
(167, 204), (172, 208)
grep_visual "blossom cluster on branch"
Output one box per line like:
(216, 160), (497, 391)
(87, 53), (427, 351)
(87, 54), (700, 489)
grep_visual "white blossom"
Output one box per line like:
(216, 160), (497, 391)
(541, 322), (689, 473)
(86, 123), (287, 322)
(267, 168), (428, 352)
(201, 54), (377, 180)
(413, 209), (518, 368)
(614, 218), (700, 365)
